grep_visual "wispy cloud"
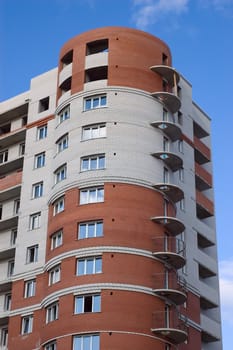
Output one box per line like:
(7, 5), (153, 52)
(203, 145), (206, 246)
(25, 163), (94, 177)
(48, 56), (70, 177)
(200, 0), (233, 13)
(131, 0), (190, 29)
(219, 258), (233, 326)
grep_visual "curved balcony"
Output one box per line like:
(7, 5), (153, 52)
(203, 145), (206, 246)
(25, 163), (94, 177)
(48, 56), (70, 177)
(152, 152), (183, 172)
(152, 310), (188, 344)
(153, 183), (184, 203)
(151, 216), (185, 236)
(151, 121), (182, 141)
(150, 65), (180, 87)
(59, 63), (73, 87)
(152, 236), (186, 269)
(152, 273), (187, 305)
(151, 92), (181, 114)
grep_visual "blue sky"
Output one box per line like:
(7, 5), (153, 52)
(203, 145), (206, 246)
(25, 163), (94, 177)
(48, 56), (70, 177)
(0, 0), (232, 348)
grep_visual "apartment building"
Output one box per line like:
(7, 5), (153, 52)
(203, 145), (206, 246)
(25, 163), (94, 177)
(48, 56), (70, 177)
(0, 26), (222, 350)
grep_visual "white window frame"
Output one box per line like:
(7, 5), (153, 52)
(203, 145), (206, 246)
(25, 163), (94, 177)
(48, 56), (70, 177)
(34, 152), (45, 168)
(24, 279), (36, 298)
(26, 245), (39, 263)
(7, 260), (14, 277)
(0, 149), (8, 164)
(21, 314), (33, 334)
(73, 334), (100, 350)
(79, 187), (104, 205)
(178, 140), (183, 153)
(46, 302), (59, 323)
(179, 168), (184, 182)
(10, 228), (17, 246)
(49, 265), (61, 285)
(1, 327), (8, 347)
(77, 256), (102, 276)
(13, 199), (20, 215)
(29, 212), (41, 230)
(84, 94), (107, 111)
(78, 221), (103, 239)
(53, 197), (65, 215)
(58, 106), (70, 124)
(54, 164), (67, 184)
(82, 123), (106, 141)
(51, 230), (63, 249)
(81, 154), (105, 172)
(74, 294), (101, 314)
(44, 342), (57, 350)
(4, 293), (11, 311)
(37, 124), (47, 140)
(19, 142), (25, 156)
(32, 182), (43, 198)
(56, 134), (68, 153)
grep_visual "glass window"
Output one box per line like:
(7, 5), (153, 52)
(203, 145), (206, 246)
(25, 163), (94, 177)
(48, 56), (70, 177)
(77, 257), (102, 276)
(73, 334), (99, 350)
(54, 164), (67, 184)
(1, 328), (8, 347)
(44, 342), (57, 350)
(82, 124), (106, 141)
(30, 212), (41, 229)
(53, 197), (65, 215)
(24, 279), (36, 298)
(75, 294), (101, 314)
(37, 124), (47, 140)
(7, 260), (14, 277)
(58, 106), (70, 124)
(49, 265), (61, 285)
(11, 229), (17, 246)
(46, 302), (59, 323)
(32, 182), (43, 198)
(79, 187), (104, 205)
(19, 142), (25, 156)
(21, 315), (33, 334)
(81, 154), (105, 172)
(78, 221), (103, 239)
(26, 245), (39, 263)
(4, 294), (11, 311)
(0, 150), (8, 164)
(56, 134), (68, 153)
(51, 230), (63, 249)
(34, 152), (45, 168)
(13, 199), (20, 215)
(179, 168), (184, 182)
(84, 95), (107, 111)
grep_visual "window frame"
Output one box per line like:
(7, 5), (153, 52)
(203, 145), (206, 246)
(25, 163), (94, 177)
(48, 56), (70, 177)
(76, 256), (102, 276)
(37, 124), (48, 140)
(79, 187), (104, 205)
(24, 279), (36, 298)
(78, 221), (103, 239)
(54, 164), (67, 184)
(4, 293), (11, 311)
(44, 342), (57, 350)
(46, 302), (59, 323)
(51, 229), (63, 250)
(7, 260), (14, 277)
(53, 197), (65, 215)
(29, 212), (41, 230)
(26, 245), (39, 264)
(32, 181), (43, 199)
(74, 294), (101, 314)
(81, 154), (105, 172)
(21, 314), (33, 334)
(56, 133), (69, 153)
(49, 265), (61, 285)
(58, 105), (70, 124)
(84, 94), (107, 111)
(0, 149), (8, 164)
(34, 152), (45, 169)
(1, 327), (8, 347)
(82, 123), (106, 141)
(73, 334), (100, 350)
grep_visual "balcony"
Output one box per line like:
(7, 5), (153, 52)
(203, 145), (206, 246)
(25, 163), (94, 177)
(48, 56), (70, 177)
(194, 137), (211, 165)
(150, 65), (180, 87)
(151, 216), (185, 236)
(152, 152), (183, 172)
(151, 310), (188, 344)
(196, 190), (214, 219)
(0, 170), (22, 201)
(0, 127), (26, 149)
(201, 314), (221, 343)
(151, 121), (182, 142)
(59, 63), (73, 87)
(151, 92), (181, 114)
(0, 157), (24, 176)
(153, 183), (184, 203)
(152, 236), (186, 269)
(0, 246), (15, 261)
(152, 273), (187, 305)
(0, 216), (18, 231)
(195, 163), (212, 191)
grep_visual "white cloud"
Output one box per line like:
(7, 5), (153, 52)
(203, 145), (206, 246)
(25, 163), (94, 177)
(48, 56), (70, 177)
(131, 0), (190, 29)
(219, 259), (233, 325)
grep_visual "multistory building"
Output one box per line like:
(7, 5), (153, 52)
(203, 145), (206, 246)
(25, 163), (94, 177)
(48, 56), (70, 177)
(0, 27), (222, 350)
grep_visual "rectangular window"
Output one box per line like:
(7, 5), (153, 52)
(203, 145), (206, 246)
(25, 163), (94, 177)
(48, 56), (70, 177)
(39, 97), (49, 112)
(163, 137), (169, 152)
(56, 134), (68, 153)
(4, 294), (11, 311)
(163, 167), (169, 183)
(26, 245), (39, 263)
(49, 265), (61, 285)
(30, 212), (41, 229)
(84, 95), (107, 111)
(0, 204), (2, 220)
(53, 197), (65, 215)
(34, 152), (45, 168)
(78, 221), (103, 239)
(178, 140), (183, 153)
(179, 168), (184, 182)
(10, 229), (17, 246)
(19, 142), (25, 156)
(180, 198), (185, 211)
(1, 328), (8, 347)
(80, 187), (104, 205)
(51, 230), (63, 249)
(21, 315), (33, 334)
(73, 334), (99, 350)
(163, 108), (168, 121)
(46, 302), (59, 323)
(81, 154), (105, 172)
(13, 199), (20, 215)
(82, 124), (106, 141)
(0, 150), (8, 164)
(58, 106), (70, 124)
(24, 279), (36, 298)
(77, 257), (102, 276)
(32, 182), (43, 198)
(7, 260), (14, 277)
(37, 125), (48, 140)
(54, 164), (67, 184)
(177, 111), (183, 125)
(75, 294), (101, 314)
(44, 342), (57, 350)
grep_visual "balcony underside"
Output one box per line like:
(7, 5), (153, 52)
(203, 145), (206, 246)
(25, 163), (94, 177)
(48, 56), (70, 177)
(151, 328), (187, 344)
(152, 152), (183, 172)
(153, 251), (186, 269)
(150, 65), (180, 87)
(151, 121), (182, 141)
(153, 288), (187, 305)
(151, 92), (181, 114)
(153, 183), (184, 203)
(151, 216), (185, 236)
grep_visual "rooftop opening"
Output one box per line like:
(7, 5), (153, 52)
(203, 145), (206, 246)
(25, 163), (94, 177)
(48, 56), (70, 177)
(86, 39), (109, 55)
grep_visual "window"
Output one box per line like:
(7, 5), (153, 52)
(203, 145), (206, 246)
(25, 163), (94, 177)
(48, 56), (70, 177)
(81, 154), (105, 171)
(58, 106), (70, 124)
(163, 167), (169, 183)
(22, 116), (28, 126)
(78, 221), (103, 239)
(53, 197), (65, 215)
(179, 168), (184, 182)
(49, 265), (61, 285)
(178, 140), (183, 153)
(29, 212), (41, 229)
(61, 50), (73, 67)
(21, 315), (33, 334)
(75, 294), (101, 314)
(19, 142), (25, 156)
(1, 328), (8, 347)
(77, 257), (102, 276)
(0, 204), (2, 220)
(24, 279), (36, 298)
(7, 260), (14, 277)
(163, 108), (168, 121)
(44, 342), (57, 350)
(0, 150), (8, 164)
(163, 137), (169, 152)
(177, 111), (183, 125)
(13, 199), (20, 215)
(26, 245), (39, 263)
(51, 230), (63, 249)
(4, 294), (11, 311)
(32, 182), (43, 198)
(80, 187), (104, 205)
(85, 67), (108, 83)
(82, 123), (106, 141)
(46, 302), (59, 323)
(11, 229), (17, 246)
(34, 152), (45, 168)
(84, 95), (107, 111)
(73, 334), (99, 350)
(37, 125), (47, 140)
(180, 198), (185, 211)
(56, 134), (68, 153)
(54, 164), (67, 184)
(39, 97), (49, 112)
(86, 39), (108, 55)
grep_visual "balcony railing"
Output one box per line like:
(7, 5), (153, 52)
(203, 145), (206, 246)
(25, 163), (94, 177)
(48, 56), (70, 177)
(151, 216), (185, 236)
(152, 236), (186, 269)
(152, 273), (187, 305)
(151, 121), (182, 142)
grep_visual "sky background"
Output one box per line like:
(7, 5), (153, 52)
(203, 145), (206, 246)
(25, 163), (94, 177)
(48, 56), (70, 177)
(0, 0), (232, 348)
